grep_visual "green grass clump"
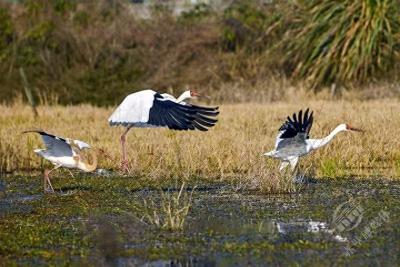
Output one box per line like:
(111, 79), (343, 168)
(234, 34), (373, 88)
(319, 158), (346, 178)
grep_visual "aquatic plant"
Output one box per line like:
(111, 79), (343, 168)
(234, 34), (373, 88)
(141, 183), (195, 231)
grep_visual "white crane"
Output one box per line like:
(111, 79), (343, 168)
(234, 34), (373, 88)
(108, 89), (219, 172)
(24, 130), (98, 193)
(263, 108), (363, 171)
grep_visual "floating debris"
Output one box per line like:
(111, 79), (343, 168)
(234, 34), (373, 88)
(95, 169), (114, 177)
(276, 220), (347, 242)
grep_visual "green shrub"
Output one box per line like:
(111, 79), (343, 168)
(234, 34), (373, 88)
(286, 0), (400, 88)
(0, 0), (400, 105)
(222, 1), (268, 51)
(0, 7), (13, 61)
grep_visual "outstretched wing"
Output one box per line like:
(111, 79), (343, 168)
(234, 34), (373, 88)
(148, 94), (219, 131)
(108, 90), (219, 131)
(275, 108), (313, 148)
(278, 108), (314, 139)
(24, 130), (74, 157)
(70, 139), (91, 150)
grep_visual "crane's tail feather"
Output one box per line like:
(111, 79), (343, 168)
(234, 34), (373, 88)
(279, 162), (290, 171)
(263, 151), (276, 157)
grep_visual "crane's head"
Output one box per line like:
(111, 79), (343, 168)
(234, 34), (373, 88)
(178, 90), (208, 103)
(74, 148), (112, 173)
(190, 90), (201, 97)
(190, 90), (210, 99)
(344, 123), (364, 132)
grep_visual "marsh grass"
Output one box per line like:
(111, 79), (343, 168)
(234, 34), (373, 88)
(141, 183), (195, 231)
(238, 159), (299, 194)
(1, 99), (400, 187)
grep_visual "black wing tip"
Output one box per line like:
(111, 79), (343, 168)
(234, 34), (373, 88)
(22, 129), (47, 135)
(279, 107), (314, 138)
(291, 108), (314, 121)
(300, 107), (313, 115)
(149, 98), (219, 132)
(191, 106), (219, 114)
(22, 129), (68, 142)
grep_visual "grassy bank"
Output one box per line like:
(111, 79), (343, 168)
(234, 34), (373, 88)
(1, 99), (400, 181)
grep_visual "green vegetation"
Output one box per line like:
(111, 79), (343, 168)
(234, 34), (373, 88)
(0, 0), (399, 105)
(286, 0), (400, 88)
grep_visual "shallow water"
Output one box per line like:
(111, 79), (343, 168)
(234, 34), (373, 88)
(0, 175), (399, 266)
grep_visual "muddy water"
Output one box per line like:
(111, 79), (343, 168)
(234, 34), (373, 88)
(1, 176), (399, 266)
(103, 180), (400, 266)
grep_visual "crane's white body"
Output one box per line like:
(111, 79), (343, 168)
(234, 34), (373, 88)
(34, 149), (78, 169)
(109, 90), (157, 127)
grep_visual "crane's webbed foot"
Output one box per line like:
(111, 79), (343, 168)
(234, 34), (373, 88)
(120, 160), (129, 174)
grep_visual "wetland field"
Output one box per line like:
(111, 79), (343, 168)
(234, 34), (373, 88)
(1, 100), (400, 266)
(1, 0), (400, 265)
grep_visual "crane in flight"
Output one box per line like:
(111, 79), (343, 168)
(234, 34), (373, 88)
(263, 108), (363, 171)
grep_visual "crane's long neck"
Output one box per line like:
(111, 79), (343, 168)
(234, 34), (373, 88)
(309, 125), (346, 150)
(176, 92), (190, 103)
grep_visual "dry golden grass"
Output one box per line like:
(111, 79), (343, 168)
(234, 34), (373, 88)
(1, 99), (400, 183)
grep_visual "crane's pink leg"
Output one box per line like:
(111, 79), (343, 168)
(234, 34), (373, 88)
(43, 165), (61, 193)
(44, 170), (49, 192)
(121, 127), (131, 173)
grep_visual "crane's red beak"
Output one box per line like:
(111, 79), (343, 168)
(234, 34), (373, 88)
(190, 90), (202, 97)
(190, 90), (210, 99)
(346, 124), (364, 132)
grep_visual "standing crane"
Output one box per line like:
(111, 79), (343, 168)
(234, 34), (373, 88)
(263, 108), (363, 171)
(108, 89), (219, 172)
